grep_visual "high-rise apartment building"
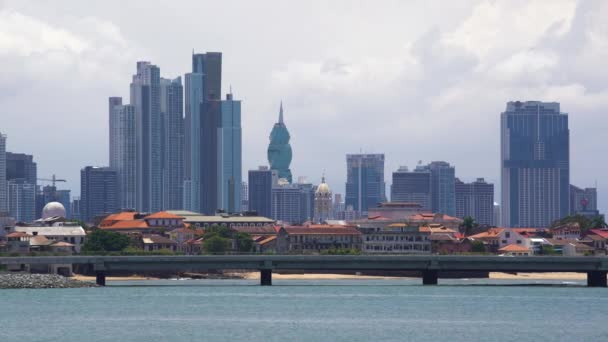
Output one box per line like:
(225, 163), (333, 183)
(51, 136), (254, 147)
(80, 166), (119, 223)
(109, 104), (136, 210)
(248, 167), (274, 218)
(6, 152), (37, 186)
(185, 52), (222, 213)
(267, 102), (293, 183)
(390, 166), (431, 210)
(108, 96), (123, 169)
(130, 61), (162, 212)
(570, 185), (599, 217)
(272, 182), (303, 224)
(160, 77), (184, 210)
(7, 179), (36, 222)
(501, 101), (569, 227)
(345, 154), (385, 216)
(0, 133), (6, 213)
(455, 178), (494, 226)
(218, 93), (242, 213)
(428, 161), (456, 216)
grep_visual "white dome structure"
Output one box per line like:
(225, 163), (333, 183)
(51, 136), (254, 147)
(316, 179), (331, 195)
(42, 202), (67, 219)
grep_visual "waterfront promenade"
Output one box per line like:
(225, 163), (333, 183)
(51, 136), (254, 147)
(1, 255), (607, 287)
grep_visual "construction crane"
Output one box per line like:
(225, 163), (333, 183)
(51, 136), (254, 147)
(37, 174), (67, 188)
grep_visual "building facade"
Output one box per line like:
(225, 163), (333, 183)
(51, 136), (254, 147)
(272, 182), (302, 224)
(345, 154), (385, 216)
(218, 93), (242, 213)
(80, 166), (119, 223)
(569, 185), (598, 216)
(0, 133), (6, 213)
(390, 166), (431, 210)
(267, 102), (293, 183)
(248, 167), (274, 218)
(426, 161), (456, 216)
(501, 101), (569, 227)
(455, 178), (494, 225)
(314, 176), (333, 223)
(130, 61), (162, 212)
(109, 104), (136, 210)
(7, 179), (36, 222)
(160, 77), (184, 210)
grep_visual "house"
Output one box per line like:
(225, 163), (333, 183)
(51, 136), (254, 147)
(141, 234), (177, 252)
(15, 224), (86, 252)
(253, 235), (277, 253)
(358, 223), (431, 254)
(430, 234), (473, 254)
(169, 227), (204, 252)
(276, 226), (362, 254)
(99, 211), (188, 234)
(498, 244), (531, 256)
(562, 242), (595, 256)
(468, 228), (504, 252)
(551, 223), (581, 240)
(585, 234), (608, 254)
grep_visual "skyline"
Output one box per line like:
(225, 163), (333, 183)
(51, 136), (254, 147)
(1, 1), (608, 214)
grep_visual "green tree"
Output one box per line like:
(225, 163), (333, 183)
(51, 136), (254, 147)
(204, 224), (232, 239)
(541, 245), (559, 256)
(83, 229), (130, 253)
(203, 235), (231, 254)
(235, 232), (254, 253)
(461, 216), (477, 236)
(590, 216), (607, 229)
(471, 240), (485, 253)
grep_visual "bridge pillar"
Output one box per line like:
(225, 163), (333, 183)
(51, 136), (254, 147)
(260, 269), (272, 286)
(422, 270), (438, 285)
(96, 271), (106, 286)
(587, 271), (607, 287)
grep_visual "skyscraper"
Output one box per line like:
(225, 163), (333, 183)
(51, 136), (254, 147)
(345, 154), (385, 216)
(108, 96), (123, 169)
(267, 102), (293, 183)
(272, 182), (303, 224)
(7, 179), (36, 222)
(248, 166), (274, 218)
(241, 182), (249, 212)
(0, 133), (7, 213)
(130, 61), (162, 212)
(570, 185), (599, 217)
(185, 52), (222, 213)
(80, 166), (119, 223)
(6, 152), (37, 186)
(109, 104), (136, 210)
(455, 178), (494, 226)
(427, 161), (456, 216)
(160, 77), (184, 210)
(501, 101), (569, 228)
(390, 166), (431, 210)
(218, 93), (242, 213)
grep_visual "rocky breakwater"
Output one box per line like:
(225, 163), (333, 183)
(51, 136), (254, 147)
(0, 273), (97, 289)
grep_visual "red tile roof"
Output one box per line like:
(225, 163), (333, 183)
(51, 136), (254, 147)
(144, 211), (185, 220)
(498, 244), (530, 252)
(590, 229), (608, 239)
(282, 227), (361, 235)
(102, 220), (149, 230)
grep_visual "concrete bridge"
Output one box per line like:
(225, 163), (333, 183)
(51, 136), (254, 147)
(1, 255), (607, 287)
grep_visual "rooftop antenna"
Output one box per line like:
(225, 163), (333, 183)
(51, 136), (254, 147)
(279, 100), (284, 124)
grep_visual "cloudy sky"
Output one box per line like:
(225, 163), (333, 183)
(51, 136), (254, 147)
(1, 0), (608, 213)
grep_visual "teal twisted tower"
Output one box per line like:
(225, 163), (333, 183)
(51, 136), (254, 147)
(267, 101), (293, 183)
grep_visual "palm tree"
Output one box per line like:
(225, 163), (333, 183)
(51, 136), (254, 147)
(461, 216), (477, 236)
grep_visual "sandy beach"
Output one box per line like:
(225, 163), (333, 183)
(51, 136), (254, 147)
(489, 272), (586, 280)
(72, 274), (159, 282)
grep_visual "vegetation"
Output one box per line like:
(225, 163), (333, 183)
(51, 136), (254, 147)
(471, 240), (486, 253)
(551, 214), (607, 233)
(461, 216), (478, 236)
(82, 229), (130, 253)
(203, 235), (231, 254)
(540, 245), (559, 256)
(200, 224), (254, 254)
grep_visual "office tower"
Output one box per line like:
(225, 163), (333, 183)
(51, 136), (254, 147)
(455, 178), (494, 225)
(108, 96), (123, 168)
(297, 181), (315, 223)
(426, 161), (456, 216)
(6, 152), (37, 186)
(345, 154), (385, 216)
(55, 189), (72, 219)
(241, 182), (248, 212)
(570, 185), (599, 217)
(7, 179), (36, 222)
(71, 197), (81, 221)
(390, 166), (431, 210)
(130, 61), (162, 212)
(272, 182), (303, 224)
(267, 102), (293, 183)
(218, 93), (242, 213)
(248, 166), (274, 218)
(493, 203), (501, 227)
(160, 77), (184, 210)
(109, 104), (136, 210)
(314, 176), (333, 223)
(80, 166), (119, 223)
(185, 52), (222, 212)
(501, 101), (569, 227)
(0, 133), (6, 212)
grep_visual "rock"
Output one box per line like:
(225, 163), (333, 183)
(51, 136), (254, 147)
(0, 273), (97, 289)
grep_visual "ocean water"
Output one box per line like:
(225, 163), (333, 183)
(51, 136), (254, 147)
(1, 279), (607, 342)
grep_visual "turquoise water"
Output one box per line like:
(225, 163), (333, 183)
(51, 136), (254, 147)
(1, 279), (607, 341)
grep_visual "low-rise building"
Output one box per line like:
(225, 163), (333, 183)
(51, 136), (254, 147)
(276, 226), (362, 254)
(142, 234), (177, 252)
(14, 223), (86, 252)
(551, 223), (581, 240)
(498, 244), (531, 256)
(168, 210), (275, 229)
(358, 223), (431, 254)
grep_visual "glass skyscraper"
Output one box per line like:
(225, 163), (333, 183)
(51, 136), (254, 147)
(80, 166), (119, 223)
(0, 133), (7, 213)
(390, 166), (431, 210)
(248, 166), (274, 218)
(345, 154), (385, 216)
(267, 102), (293, 183)
(160, 77), (184, 210)
(218, 93), (242, 213)
(500, 101), (569, 228)
(109, 103), (136, 210)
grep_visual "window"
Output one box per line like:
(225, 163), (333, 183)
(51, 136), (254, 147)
(505, 232), (511, 238)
